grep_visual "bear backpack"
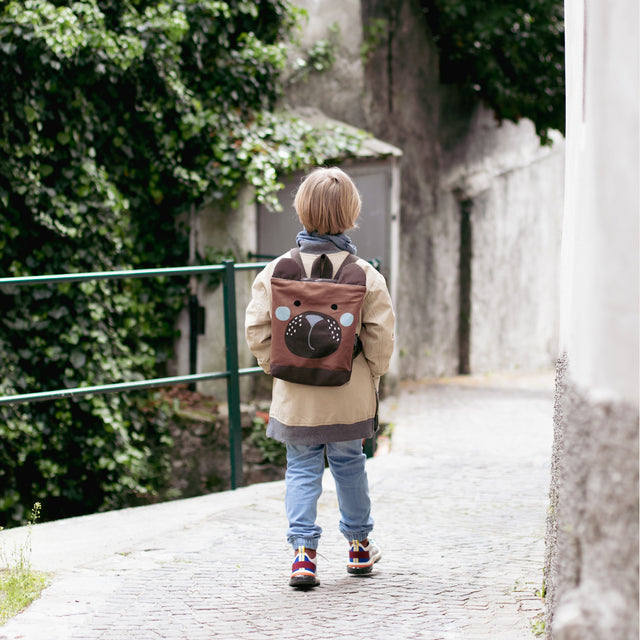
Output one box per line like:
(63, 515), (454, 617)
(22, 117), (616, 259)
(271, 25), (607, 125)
(270, 249), (367, 386)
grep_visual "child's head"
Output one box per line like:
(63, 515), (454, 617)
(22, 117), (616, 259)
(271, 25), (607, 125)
(294, 167), (361, 235)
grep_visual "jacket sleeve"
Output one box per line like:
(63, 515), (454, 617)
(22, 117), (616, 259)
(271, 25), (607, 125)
(245, 267), (273, 374)
(359, 268), (395, 379)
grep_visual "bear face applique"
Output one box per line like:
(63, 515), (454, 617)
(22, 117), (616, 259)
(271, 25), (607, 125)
(269, 251), (367, 386)
(275, 299), (354, 359)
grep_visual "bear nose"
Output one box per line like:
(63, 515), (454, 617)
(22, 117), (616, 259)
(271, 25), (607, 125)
(306, 314), (323, 328)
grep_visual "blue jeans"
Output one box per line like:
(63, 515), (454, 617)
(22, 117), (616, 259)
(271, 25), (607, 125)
(285, 439), (374, 550)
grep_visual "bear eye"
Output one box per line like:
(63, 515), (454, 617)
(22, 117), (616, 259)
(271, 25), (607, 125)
(331, 304), (338, 310)
(340, 312), (354, 327)
(294, 300), (301, 306)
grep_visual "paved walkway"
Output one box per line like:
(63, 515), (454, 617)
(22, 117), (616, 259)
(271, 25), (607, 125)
(0, 371), (554, 640)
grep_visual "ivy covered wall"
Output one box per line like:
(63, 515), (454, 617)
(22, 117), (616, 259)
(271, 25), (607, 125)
(0, 0), (365, 526)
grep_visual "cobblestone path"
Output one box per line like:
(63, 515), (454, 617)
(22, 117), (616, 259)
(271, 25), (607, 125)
(0, 373), (553, 640)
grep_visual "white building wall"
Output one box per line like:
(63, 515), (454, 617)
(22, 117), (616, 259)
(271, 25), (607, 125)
(545, 1), (639, 637)
(560, 0), (639, 405)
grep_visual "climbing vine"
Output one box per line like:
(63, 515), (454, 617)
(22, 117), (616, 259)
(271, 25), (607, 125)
(0, 0), (366, 526)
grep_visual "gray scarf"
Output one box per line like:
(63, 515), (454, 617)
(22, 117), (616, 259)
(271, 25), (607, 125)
(296, 229), (357, 255)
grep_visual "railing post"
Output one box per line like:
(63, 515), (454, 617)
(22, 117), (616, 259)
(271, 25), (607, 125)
(222, 260), (244, 489)
(188, 290), (199, 391)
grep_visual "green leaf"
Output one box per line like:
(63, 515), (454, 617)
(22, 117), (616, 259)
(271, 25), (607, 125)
(24, 106), (38, 123)
(70, 351), (87, 369)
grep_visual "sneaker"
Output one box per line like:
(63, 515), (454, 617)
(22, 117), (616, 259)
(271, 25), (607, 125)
(347, 539), (382, 575)
(289, 546), (320, 588)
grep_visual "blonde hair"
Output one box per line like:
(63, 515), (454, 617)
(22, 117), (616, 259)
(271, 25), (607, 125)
(294, 167), (361, 235)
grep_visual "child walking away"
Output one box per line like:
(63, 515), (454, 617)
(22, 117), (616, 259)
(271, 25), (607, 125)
(245, 167), (395, 589)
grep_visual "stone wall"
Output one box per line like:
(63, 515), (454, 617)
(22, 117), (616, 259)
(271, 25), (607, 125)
(447, 113), (565, 373)
(285, 0), (565, 378)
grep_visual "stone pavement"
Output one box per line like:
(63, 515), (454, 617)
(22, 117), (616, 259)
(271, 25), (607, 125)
(0, 371), (554, 640)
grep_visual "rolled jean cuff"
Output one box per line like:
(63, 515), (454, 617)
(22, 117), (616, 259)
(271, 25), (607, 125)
(341, 530), (372, 542)
(289, 538), (319, 550)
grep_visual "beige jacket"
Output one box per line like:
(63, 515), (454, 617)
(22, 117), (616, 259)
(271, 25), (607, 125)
(245, 246), (395, 445)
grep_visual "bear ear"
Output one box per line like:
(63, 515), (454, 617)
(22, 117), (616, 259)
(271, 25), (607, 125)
(337, 262), (366, 286)
(273, 257), (302, 280)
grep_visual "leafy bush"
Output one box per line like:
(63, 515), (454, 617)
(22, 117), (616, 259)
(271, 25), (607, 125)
(0, 0), (365, 527)
(421, 0), (565, 144)
(248, 414), (286, 467)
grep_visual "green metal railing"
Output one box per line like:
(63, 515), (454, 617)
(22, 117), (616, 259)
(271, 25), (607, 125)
(0, 260), (268, 490)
